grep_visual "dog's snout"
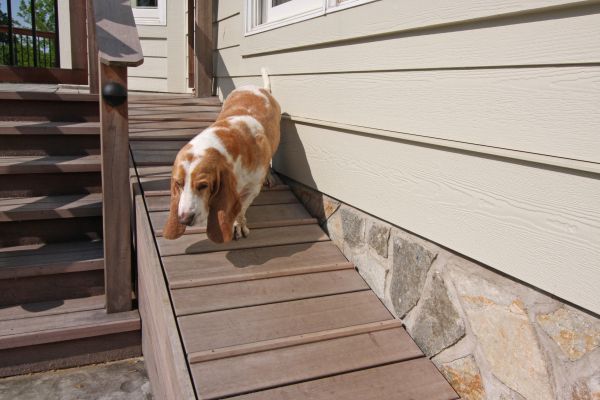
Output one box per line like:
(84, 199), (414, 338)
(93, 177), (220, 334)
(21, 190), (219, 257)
(179, 212), (195, 226)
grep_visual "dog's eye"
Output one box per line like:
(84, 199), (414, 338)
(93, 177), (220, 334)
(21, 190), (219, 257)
(196, 183), (208, 191)
(174, 180), (184, 189)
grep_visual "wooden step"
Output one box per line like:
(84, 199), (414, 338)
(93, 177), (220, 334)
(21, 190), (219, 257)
(0, 240), (104, 280)
(0, 308), (141, 378)
(0, 91), (99, 122)
(0, 134), (100, 156)
(0, 216), (103, 248)
(150, 203), (314, 236)
(0, 121), (100, 135)
(0, 155), (101, 175)
(0, 295), (105, 322)
(0, 241), (104, 306)
(0, 172), (102, 198)
(0, 193), (102, 222)
(229, 358), (459, 400)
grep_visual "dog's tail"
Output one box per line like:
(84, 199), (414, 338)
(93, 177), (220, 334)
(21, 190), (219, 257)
(261, 67), (271, 93)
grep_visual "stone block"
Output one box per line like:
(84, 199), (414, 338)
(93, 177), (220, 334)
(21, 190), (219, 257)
(537, 306), (600, 361)
(440, 355), (486, 400)
(388, 236), (437, 317)
(406, 272), (465, 357)
(451, 271), (554, 400)
(367, 220), (390, 258)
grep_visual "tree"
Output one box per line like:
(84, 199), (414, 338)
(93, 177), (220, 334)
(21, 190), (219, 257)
(17, 0), (55, 33)
(14, 0), (57, 66)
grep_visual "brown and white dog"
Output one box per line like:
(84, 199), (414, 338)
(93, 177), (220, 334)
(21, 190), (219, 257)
(162, 70), (281, 243)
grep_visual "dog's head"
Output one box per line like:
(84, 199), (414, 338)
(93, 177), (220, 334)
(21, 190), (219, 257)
(163, 144), (240, 243)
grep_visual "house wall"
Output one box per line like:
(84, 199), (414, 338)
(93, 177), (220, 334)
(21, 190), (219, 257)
(214, 0), (600, 316)
(130, 0), (189, 93)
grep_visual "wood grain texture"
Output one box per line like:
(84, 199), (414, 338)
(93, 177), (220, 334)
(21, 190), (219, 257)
(0, 194), (102, 222)
(69, 0), (88, 70)
(229, 358), (458, 400)
(0, 331), (140, 379)
(0, 295), (105, 322)
(92, 0), (143, 67)
(274, 121), (600, 314)
(218, 4), (600, 77)
(178, 291), (392, 353)
(99, 64), (131, 313)
(151, 204), (316, 236)
(162, 241), (351, 289)
(241, 0), (592, 55)
(0, 241), (103, 279)
(187, 320), (404, 363)
(0, 121), (100, 135)
(0, 155), (101, 174)
(172, 269), (368, 315)
(135, 195), (196, 400)
(192, 328), (422, 400)
(218, 67), (600, 163)
(195, 0), (214, 96)
(156, 224), (330, 256)
(145, 190), (297, 212)
(86, 0), (99, 93)
(0, 309), (140, 350)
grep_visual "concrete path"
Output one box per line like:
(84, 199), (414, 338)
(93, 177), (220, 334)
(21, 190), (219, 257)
(0, 358), (152, 400)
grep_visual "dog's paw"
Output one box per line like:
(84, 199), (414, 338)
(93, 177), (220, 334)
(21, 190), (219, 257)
(233, 221), (250, 240)
(263, 169), (279, 188)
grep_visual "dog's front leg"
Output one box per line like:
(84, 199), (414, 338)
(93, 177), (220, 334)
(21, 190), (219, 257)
(233, 185), (261, 240)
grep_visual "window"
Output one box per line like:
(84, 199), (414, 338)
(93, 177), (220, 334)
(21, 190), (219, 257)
(245, 0), (376, 35)
(131, 0), (166, 26)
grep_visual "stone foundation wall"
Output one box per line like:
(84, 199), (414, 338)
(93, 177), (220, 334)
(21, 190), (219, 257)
(283, 176), (600, 400)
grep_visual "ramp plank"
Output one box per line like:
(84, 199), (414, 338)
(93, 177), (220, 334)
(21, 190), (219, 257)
(172, 269), (368, 315)
(192, 328), (422, 400)
(178, 291), (392, 353)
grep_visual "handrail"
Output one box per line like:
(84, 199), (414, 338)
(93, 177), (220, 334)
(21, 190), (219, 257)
(92, 0), (144, 67)
(89, 0), (143, 313)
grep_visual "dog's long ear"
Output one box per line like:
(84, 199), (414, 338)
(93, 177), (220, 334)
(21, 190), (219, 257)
(162, 177), (186, 240)
(207, 162), (240, 244)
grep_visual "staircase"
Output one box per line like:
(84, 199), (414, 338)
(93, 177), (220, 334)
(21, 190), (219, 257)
(0, 91), (140, 378)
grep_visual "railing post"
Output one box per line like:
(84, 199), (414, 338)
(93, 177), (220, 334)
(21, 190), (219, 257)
(87, 0), (99, 94)
(99, 61), (132, 313)
(194, 0), (213, 97)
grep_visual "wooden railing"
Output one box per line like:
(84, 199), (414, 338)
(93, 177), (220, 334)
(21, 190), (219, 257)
(90, 0), (143, 313)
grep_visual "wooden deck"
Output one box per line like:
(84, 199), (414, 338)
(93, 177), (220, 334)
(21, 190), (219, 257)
(129, 94), (458, 400)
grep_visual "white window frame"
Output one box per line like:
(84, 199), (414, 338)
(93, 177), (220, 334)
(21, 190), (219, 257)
(245, 0), (377, 36)
(132, 0), (167, 26)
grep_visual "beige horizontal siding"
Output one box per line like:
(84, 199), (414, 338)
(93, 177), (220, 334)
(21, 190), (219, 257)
(215, 1), (241, 22)
(129, 77), (168, 92)
(129, 57), (168, 79)
(216, 13), (243, 50)
(242, 0), (598, 55)
(140, 38), (168, 58)
(215, 0), (600, 313)
(273, 120), (600, 314)
(217, 4), (600, 76)
(217, 68), (600, 163)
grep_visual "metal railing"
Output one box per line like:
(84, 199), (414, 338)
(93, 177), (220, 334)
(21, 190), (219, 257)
(0, 0), (59, 68)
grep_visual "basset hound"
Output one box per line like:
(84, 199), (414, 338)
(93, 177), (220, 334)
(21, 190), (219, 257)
(162, 69), (281, 243)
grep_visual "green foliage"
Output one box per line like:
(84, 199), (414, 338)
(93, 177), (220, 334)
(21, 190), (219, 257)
(17, 0), (56, 32)
(1, 1), (57, 67)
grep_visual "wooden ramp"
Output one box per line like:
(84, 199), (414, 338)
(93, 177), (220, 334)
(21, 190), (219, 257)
(129, 94), (458, 400)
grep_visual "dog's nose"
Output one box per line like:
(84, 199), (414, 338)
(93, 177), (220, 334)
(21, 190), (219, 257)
(179, 212), (195, 226)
